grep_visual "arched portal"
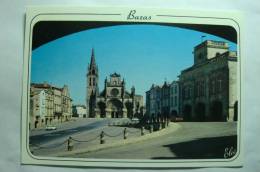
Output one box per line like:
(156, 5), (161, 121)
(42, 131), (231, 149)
(195, 102), (206, 121)
(210, 101), (223, 121)
(34, 121), (39, 128)
(107, 99), (123, 118)
(97, 101), (106, 118)
(183, 105), (192, 121)
(32, 22), (237, 50)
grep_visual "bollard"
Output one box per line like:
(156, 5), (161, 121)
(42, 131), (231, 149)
(100, 131), (105, 144)
(123, 128), (128, 139)
(158, 122), (162, 130)
(141, 126), (145, 136)
(149, 124), (153, 133)
(67, 136), (73, 151)
(162, 121), (165, 128)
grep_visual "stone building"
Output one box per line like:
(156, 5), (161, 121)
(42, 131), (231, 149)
(161, 82), (170, 117)
(170, 81), (180, 116)
(179, 40), (238, 122)
(30, 82), (73, 129)
(146, 84), (161, 118)
(146, 81), (180, 119)
(72, 105), (87, 118)
(30, 89), (52, 129)
(86, 49), (143, 118)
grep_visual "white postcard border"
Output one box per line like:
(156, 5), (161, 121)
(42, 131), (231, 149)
(21, 6), (243, 168)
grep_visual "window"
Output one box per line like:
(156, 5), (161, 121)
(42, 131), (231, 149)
(202, 81), (205, 96)
(212, 80), (216, 95)
(89, 78), (91, 86)
(218, 79), (222, 93)
(189, 87), (192, 98)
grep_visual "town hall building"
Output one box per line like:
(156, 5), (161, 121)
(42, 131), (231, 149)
(86, 49), (143, 118)
(179, 40), (238, 122)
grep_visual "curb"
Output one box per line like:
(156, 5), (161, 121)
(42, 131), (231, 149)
(51, 122), (181, 157)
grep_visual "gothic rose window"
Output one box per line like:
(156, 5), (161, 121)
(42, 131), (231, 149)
(110, 88), (119, 96)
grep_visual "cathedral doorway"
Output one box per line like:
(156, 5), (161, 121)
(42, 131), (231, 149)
(210, 101), (223, 121)
(111, 111), (119, 118)
(108, 99), (123, 118)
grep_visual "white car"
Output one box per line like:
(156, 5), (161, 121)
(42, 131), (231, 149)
(45, 125), (57, 130)
(131, 118), (140, 122)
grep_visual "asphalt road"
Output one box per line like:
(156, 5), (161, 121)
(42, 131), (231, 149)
(29, 118), (129, 145)
(75, 122), (237, 159)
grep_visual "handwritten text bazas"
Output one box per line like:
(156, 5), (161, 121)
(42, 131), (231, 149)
(127, 10), (151, 20)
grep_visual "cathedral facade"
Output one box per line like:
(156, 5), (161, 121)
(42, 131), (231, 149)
(86, 49), (143, 118)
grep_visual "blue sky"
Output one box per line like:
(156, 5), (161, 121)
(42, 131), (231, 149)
(31, 24), (237, 105)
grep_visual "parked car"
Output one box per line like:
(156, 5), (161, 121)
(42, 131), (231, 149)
(45, 125), (57, 130)
(131, 118), (140, 122)
(172, 117), (184, 122)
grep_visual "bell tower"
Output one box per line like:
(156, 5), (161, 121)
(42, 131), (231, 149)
(86, 48), (99, 117)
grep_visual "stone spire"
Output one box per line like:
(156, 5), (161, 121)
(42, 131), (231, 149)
(90, 48), (96, 67)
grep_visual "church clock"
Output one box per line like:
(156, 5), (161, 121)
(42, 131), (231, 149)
(110, 88), (119, 97)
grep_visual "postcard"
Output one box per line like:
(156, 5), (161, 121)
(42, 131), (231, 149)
(21, 7), (243, 168)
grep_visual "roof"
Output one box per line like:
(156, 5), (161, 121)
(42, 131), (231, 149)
(110, 72), (121, 77)
(194, 40), (229, 50)
(181, 50), (237, 74)
(31, 82), (51, 89)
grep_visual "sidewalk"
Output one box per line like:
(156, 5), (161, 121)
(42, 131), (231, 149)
(32, 122), (181, 157)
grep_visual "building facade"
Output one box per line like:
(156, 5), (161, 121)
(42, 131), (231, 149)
(86, 49), (143, 118)
(179, 40), (238, 122)
(146, 81), (180, 119)
(72, 105), (87, 118)
(170, 81), (180, 116)
(30, 82), (73, 129)
(146, 84), (161, 118)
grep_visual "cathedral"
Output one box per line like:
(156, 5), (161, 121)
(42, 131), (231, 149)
(86, 49), (144, 118)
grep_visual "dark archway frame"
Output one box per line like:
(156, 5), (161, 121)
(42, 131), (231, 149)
(32, 21), (237, 50)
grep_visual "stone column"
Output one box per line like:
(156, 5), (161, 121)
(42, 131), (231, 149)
(95, 108), (100, 118)
(106, 108), (111, 118)
(122, 108), (127, 118)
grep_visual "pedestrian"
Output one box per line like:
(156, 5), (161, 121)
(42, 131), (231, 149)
(123, 128), (128, 139)
(100, 131), (105, 144)
(67, 136), (73, 151)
